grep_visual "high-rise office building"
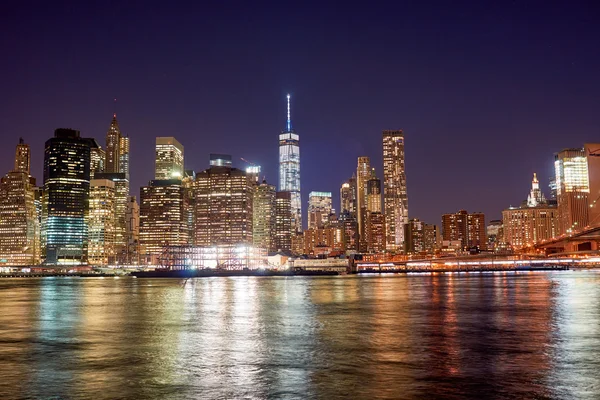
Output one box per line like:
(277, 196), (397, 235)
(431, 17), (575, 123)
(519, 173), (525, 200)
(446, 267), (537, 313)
(554, 148), (589, 234)
(139, 180), (190, 264)
(442, 210), (487, 250)
(0, 139), (39, 266)
(274, 191), (293, 252)
(404, 218), (425, 254)
(194, 161), (253, 246)
(119, 136), (130, 179)
(105, 114), (121, 173)
(90, 146), (105, 178)
(340, 211), (359, 252)
(423, 224), (439, 253)
(383, 130), (409, 252)
(14, 138), (30, 174)
(42, 129), (96, 264)
(278, 94), (302, 233)
(367, 175), (382, 213)
(95, 172), (128, 264)
(527, 173), (546, 207)
(308, 191), (332, 229)
(155, 137), (184, 180)
(126, 196), (140, 265)
(340, 175), (357, 216)
(253, 181), (276, 251)
(88, 179), (116, 265)
(356, 157), (371, 251)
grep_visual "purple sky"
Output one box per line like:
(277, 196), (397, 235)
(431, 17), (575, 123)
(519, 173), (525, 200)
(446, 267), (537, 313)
(1, 1), (599, 225)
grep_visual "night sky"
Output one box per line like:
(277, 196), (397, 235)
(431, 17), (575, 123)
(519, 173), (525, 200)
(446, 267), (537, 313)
(1, 1), (599, 225)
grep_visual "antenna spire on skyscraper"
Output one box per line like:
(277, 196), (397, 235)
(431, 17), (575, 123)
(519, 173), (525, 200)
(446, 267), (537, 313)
(286, 94), (291, 131)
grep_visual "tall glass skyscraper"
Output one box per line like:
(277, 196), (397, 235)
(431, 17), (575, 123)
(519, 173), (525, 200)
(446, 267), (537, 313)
(383, 130), (408, 252)
(278, 94), (302, 232)
(42, 129), (97, 264)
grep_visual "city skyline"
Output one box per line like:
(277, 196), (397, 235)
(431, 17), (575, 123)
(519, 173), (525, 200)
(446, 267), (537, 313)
(1, 2), (599, 225)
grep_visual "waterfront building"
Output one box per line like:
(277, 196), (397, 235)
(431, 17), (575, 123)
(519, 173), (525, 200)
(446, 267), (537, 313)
(303, 227), (344, 256)
(442, 210), (487, 250)
(366, 212), (386, 253)
(383, 130), (409, 252)
(253, 180), (276, 251)
(194, 161), (253, 246)
(139, 179), (189, 264)
(291, 232), (304, 255)
(487, 220), (503, 250)
(308, 191), (332, 229)
(404, 218), (425, 254)
(274, 191), (293, 251)
(340, 175), (357, 216)
(158, 244), (267, 270)
(340, 211), (359, 252)
(356, 157), (371, 251)
(554, 148), (589, 234)
(126, 196), (140, 265)
(88, 179), (116, 265)
(585, 143), (600, 226)
(94, 172), (128, 264)
(90, 146), (105, 178)
(155, 137), (184, 180)
(367, 174), (382, 213)
(0, 139), (39, 266)
(42, 129), (96, 264)
(502, 173), (559, 248)
(278, 94), (302, 233)
(423, 223), (439, 253)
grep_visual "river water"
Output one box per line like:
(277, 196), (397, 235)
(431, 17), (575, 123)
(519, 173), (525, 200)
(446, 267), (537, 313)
(1, 271), (599, 399)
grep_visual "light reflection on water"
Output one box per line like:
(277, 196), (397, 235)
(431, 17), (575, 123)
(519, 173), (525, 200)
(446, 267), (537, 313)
(0, 272), (599, 399)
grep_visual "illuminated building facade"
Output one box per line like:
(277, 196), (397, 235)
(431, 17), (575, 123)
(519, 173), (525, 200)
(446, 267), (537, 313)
(502, 173), (559, 248)
(253, 181), (276, 251)
(423, 223), (439, 253)
(367, 175), (382, 213)
(90, 146), (105, 178)
(194, 164), (253, 246)
(88, 179), (115, 265)
(95, 172), (128, 264)
(278, 94), (302, 233)
(383, 130), (408, 252)
(139, 179), (190, 264)
(404, 218), (425, 254)
(340, 175), (357, 216)
(0, 139), (39, 266)
(340, 212), (359, 252)
(487, 220), (503, 250)
(105, 114), (121, 173)
(303, 227), (344, 255)
(159, 245), (267, 270)
(442, 210), (487, 250)
(274, 191), (292, 251)
(155, 137), (184, 180)
(42, 129), (96, 265)
(308, 191), (332, 229)
(584, 143), (600, 226)
(366, 212), (386, 253)
(126, 196), (140, 265)
(356, 157), (371, 251)
(555, 148), (589, 234)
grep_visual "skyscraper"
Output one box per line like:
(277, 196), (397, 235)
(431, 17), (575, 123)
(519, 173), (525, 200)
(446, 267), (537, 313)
(42, 129), (96, 265)
(340, 176), (357, 216)
(194, 160), (253, 246)
(308, 191), (332, 229)
(90, 146), (105, 178)
(356, 157), (371, 251)
(14, 138), (30, 174)
(155, 137), (184, 180)
(88, 179), (116, 265)
(554, 148), (589, 234)
(366, 212), (386, 253)
(126, 195), (140, 265)
(105, 114), (121, 173)
(253, 180), (276, 251)
(367, 175), (382, 213)
(278, 94), (302, 233)
(139, 180), (190, 264)
(0, 139), (39, 266)
(584, 143), (600, 227)
(383, 130), (408, 252)
(274, 191), (293, 252)
(94, 172), (128, 264)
